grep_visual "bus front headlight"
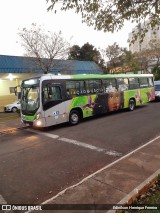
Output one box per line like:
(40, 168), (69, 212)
(36, 113), (41, 120)
(36, 120), (42, 126)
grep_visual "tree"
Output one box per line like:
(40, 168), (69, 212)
(98, 48), (108, 73)
(46, 0), (160, 41)
(135, 50), (151, 73)
(106, 42), (124, 69)
(149, 39), (160, 79)
(80, 43), (101, 63)
(149, 39), (160, 69)
(68, 42), (101, 63)
(105, 43), (141, 73)
(68, 42), (106, 71)
(133, 39), (160, 75)
(68, 45), (81, 60)
(98, 58), (108, 73)
(152, 67), (160, 80)
(121, 49), (140, 72)
(18, 23), (70, 74)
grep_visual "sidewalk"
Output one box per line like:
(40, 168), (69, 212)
(1, 118), (160, 213)
(38, 136), (160, 213)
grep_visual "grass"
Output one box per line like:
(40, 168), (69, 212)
(120, 175), (160, 213)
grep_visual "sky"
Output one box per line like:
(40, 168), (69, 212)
(0, 0), (136, 57)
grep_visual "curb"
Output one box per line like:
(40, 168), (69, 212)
(118, 168), (160, 206)
(107, 169), (160, 213)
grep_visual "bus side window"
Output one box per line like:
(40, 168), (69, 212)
(110, 79), (117, 91)
(117, 78), (129, 92)
(85, 80), (102, 94)
(148, 78), (154, 87)
(92, 80), (102, 93)
(103, 79), (110, 93)
(103, 79), (117, 93)
(43, 84), (62, 103)
(79, 81), (85, 95)
(66, 81), (77, 98)
(129, 78), (139, 89)
(42, 86), (50, 103)
(139, 78), (149, 88)
(52, 86), (62, 100)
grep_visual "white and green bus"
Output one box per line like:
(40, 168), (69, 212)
(21, 73), (155, 127)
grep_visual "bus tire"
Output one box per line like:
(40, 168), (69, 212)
(129, 99), (136, 111)
(69, 110), (80, 125)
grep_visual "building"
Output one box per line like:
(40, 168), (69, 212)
(129, 21), (160, 53)
(0, 55), (103, 107)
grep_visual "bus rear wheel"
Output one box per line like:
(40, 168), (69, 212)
(69, 110), (80, 125)
(129, 99), (136, 111)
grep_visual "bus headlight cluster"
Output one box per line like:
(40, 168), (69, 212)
(36, 120), (42, 126)
(36, 113), (41, 120)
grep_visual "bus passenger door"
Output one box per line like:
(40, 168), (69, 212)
(42, 83), (67, 126)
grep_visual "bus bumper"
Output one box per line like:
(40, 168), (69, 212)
(22, 118), (46, 127)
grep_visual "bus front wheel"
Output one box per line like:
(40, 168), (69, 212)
(129, 99), (136, 111)
(69, 110), (80, 125)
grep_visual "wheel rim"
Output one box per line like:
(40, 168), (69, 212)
(71, 113), (79, 124)
(130, 101), (134, 110)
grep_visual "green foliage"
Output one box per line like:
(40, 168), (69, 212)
(152, 67), (160, 80)
(68, 42), (107, 71)
(68, 45), (81, 60)
(80, 43), (100, 63)
(47, 0), (160, 41)
(132, 39), (160, 75)
(106, 43), (140, 72)
(106, 42), (124, 68)
(157, 174), (160, 186)
(122, 50), (141, 72)
(68, 43), (100, 62)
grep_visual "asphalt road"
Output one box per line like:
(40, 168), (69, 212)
(0, 112), (19, 122)
(0, 101), (160, 205)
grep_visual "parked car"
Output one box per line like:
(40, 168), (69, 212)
(4, 101), (21, 112)
(154, 81), (160, 100)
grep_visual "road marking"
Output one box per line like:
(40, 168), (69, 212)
(27, 129), (59, 139)
(0, 194), (7, 204)
(24, 134), (160, 212)
(59, 137), (122, 156)
(27, 129), (122, 157)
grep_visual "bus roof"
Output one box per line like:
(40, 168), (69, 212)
(40, 73), (153, 80)
(22, 73), (154, 82)
(71, 73), (153, 79)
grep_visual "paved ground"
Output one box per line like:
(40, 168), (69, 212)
(0, 110), (160, 213)
(29, 136), (160, 213)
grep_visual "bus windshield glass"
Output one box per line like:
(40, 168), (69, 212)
(21, 78), (40, 113)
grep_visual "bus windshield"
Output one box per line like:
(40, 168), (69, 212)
(21, 85), (40, 113)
